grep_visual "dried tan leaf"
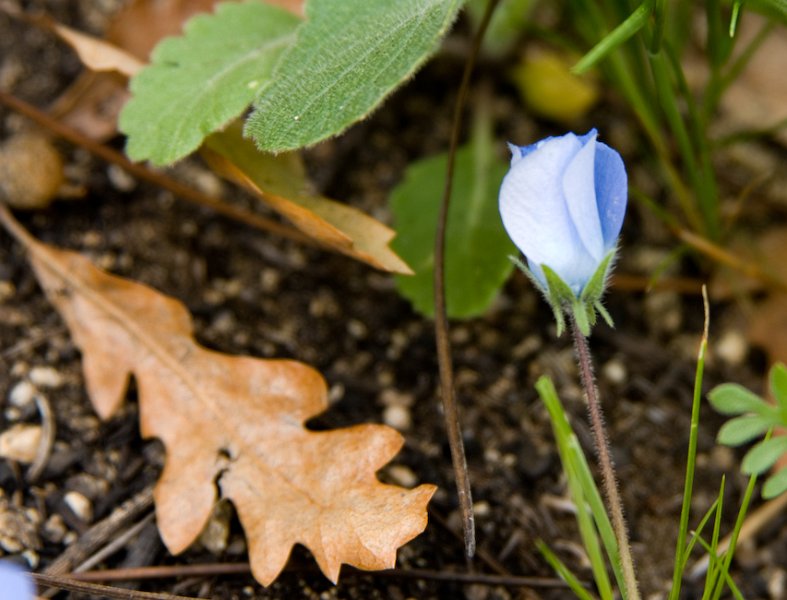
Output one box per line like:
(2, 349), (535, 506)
(105, 0), (221, 61)
(52, 22), (144, 77)
(204, 125), (413, 274)
(265, 0), (305, 16)
(13, 226), (434, 585)
(52, 0), (221, 140)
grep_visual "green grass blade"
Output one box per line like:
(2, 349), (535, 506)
(668, 301), (708, 600)
(681, 497), (720, 572)
(572, 1), (653, 74)
(701, 476), (726, 600)
(537, 540), (597, 600)
(710, 462), (761, 600)
(537, 377), (616, 600)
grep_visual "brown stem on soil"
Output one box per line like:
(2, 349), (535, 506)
(432, 0), (501, 559)
(67, 563), (574, 590)
(33, 573), (199, 600)
(569, 315), (641, 600)
(0, 89), (312, 246)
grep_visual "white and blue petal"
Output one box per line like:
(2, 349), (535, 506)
(593, 141), (627, 250)
(499, 134), (596, 291)
(562, 131), (604, 263)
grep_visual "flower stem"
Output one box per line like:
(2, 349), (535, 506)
(569, 314), (641, 600)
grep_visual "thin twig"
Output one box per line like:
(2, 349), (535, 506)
(73, 512), (156, 574)
(569, 314), (641, 600)
(43, 486), (154, 577)
(0, 89), (311, 246)
(69, 563), (571, 590)
(432, 0), (500, 560)
(689, 489), (787, 579)
(33, 573), (200, 600)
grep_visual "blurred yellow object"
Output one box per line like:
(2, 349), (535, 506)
(0, 132), (64, 210)
(512, 50), (599, 123)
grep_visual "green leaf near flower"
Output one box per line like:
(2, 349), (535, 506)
(390, 133), (514, 319)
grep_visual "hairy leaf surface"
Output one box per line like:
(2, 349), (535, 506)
(245, 0), (464, 151)
(120, 1), (299, 165)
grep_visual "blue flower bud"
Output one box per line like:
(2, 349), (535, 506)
(499, 130), (627, 335)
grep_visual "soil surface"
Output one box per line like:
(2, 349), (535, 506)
(1, 2), (786, 599)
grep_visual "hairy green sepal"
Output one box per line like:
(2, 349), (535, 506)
(510, 250), (616, 336)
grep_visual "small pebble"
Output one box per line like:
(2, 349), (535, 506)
(472, 501), (491, 517)
(346, 319), (367, 339)
(715, 329), (748, 366)
(28, 366), (64, 389)
(0, 424), (42, 463)
(63, 491), (93, 523)
(106, 164), (136, 192)
(602, 358), (627, 385)
(386, 465), (418, 488)
(768, 568), (786, 600)
(8, 381), (36, 409)
(383, 405), (411, 431)
(199, 502), (232, 555)
(42, 515), (67, 544)
(0, 280), (15, 302)
(0, 132), (64, 210)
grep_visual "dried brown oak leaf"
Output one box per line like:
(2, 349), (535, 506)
(7, 216), (435, 585)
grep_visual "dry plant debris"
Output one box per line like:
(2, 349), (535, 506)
(0, 206), (436, 586)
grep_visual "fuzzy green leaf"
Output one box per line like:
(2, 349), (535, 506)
(717, 415), (774, 446)
(708, 383), (774, 416)
(245, 0), (464, 152)
(580, 250), (615, 305)
(762, 467), (787, 499)
(542, 265), (576, 307)
(120, 2), (299, 165)
(390, 145), (513, 319)
(741, 436), (787, 475)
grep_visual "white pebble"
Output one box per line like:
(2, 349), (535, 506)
(768, 568), (786, 600)
(715, 330), (747, 366)
(42, 514), (67, 544)
(472, 500), (491, 517)
(64, 491), (93, 523)
(602, 359), (627, 385)
(8, 381), (36, 408)
(0, 424), (42, 463)
(387, 465), (418, 488)
(383, 405), (411, 431)
(199, 502), (231, 555)
(21, 549), (39, 569)
(29, 366), (64, 389)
